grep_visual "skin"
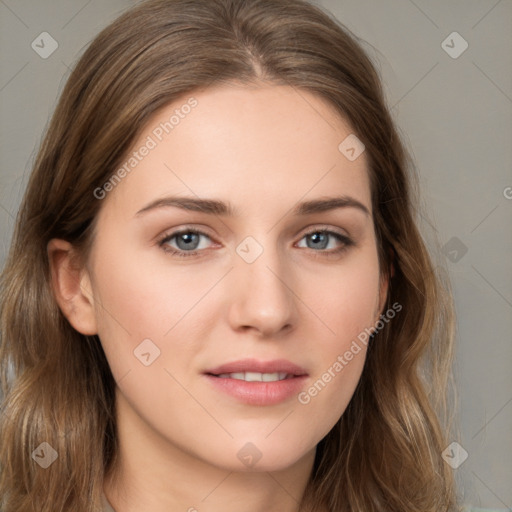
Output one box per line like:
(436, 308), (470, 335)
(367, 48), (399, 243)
(48, 83), (388, 512)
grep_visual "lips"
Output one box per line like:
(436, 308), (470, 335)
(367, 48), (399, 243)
(215, 372), (289, 382)
(204, 358), (308, 406)
(205, 358), (308, 377)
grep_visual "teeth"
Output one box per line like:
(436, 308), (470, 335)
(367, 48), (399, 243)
(245, 372), (262, 382)
(263, 372), (288, 382)
(216, 372), (289, 382)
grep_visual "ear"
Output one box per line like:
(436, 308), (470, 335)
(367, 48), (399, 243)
(374, 250), (394, 322)
(377, 271), (389, 319)
(47, 238), (98, 335)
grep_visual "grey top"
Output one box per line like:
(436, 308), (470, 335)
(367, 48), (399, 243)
(100, 493), (504, 512)
(101, 492), (116, 512)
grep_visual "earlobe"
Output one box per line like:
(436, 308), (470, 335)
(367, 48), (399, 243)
(47, 238), (98, 335)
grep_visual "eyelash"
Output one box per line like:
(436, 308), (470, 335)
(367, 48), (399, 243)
(157, 226), (354, 259)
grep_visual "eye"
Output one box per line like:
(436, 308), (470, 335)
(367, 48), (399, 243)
(158, 228), (214, 258)
(296, 228), (354, 256)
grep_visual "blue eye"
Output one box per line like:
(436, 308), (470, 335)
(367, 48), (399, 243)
(158, 229), (212, 257)
(297, 230), (352, 252)
(158, 228), (354, 258)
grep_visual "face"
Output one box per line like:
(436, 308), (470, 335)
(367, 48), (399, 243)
(78, 84), (387, 472)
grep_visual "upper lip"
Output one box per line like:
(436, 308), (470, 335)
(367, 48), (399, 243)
(205, 358), (308, 376)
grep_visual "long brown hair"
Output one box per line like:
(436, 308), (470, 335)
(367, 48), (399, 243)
(0, 0), (461, 510)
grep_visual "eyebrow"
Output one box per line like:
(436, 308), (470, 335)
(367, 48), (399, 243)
(134, 195), (370, 218)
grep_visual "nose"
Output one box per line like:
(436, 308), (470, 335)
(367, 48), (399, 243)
(227, 241), (298, 338)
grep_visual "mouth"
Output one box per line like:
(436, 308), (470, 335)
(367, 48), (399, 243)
(205, 357), (308, 379)
(203, 358), (308, 406)
(212, 371), (293, 382)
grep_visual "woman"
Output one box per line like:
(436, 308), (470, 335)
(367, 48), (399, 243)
(0, 0), (461, 510)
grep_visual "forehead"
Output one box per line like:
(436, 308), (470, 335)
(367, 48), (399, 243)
(99, 84), (371, 221)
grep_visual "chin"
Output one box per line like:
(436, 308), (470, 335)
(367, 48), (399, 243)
(205, 438), (316, 474)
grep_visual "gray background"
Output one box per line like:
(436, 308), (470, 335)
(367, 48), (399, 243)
(0, 0), (511, 509)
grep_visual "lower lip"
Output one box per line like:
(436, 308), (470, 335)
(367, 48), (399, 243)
(204, 374), (308, 406)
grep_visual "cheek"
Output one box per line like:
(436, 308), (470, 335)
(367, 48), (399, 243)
(297, 249), (380, 421)
(308, 248), (381, 346)
(90, 242), (224, 380)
